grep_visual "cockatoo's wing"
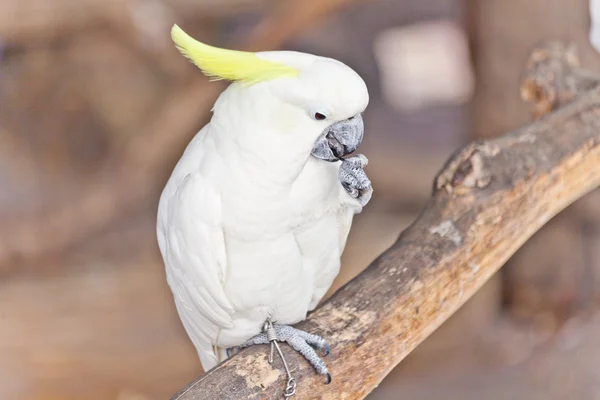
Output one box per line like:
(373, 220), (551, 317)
(337, 206), (355, 256)
(300, 205), (358, 311)
(157, 159), (234, 371)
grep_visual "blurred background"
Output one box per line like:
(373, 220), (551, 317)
(2, 0), (600, 399)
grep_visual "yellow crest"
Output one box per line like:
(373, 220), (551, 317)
(171, 25), (299, 85)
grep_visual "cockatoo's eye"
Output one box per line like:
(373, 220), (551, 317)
(309, 107), (331, 121)
(310, 108), (331, 121)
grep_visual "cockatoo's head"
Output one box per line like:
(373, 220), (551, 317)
(171, 25), (369, 161)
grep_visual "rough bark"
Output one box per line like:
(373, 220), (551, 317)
(171, 51), (600, 399)
(468, 0), (600, 328)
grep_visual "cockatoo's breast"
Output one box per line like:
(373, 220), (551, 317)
(204, 131), (346, 346)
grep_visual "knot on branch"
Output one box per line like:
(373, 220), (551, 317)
(434, 142), (498, 195)
(520, 41), (599, 118)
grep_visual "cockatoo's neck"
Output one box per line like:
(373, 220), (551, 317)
(209, 84), (323, 185)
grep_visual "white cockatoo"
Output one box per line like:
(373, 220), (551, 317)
(157, 25), (372, 383)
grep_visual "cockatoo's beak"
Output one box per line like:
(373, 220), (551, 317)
(311, 114), (364, 161)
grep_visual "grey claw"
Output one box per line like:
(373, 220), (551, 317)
(226, 346), (240, 357)
(339, 155), (372, 206)
(325, 372), (332, 384)
(342, 182), (359, 198)
(322, 342), (331, 356)
(239, 324), (331, 380)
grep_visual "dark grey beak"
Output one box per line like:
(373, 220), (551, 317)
(311, 114), (364, 161)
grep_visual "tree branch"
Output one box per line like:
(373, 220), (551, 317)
(171, 46), (600, 399)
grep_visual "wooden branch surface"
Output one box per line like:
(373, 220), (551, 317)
(172, 52), (600, 399)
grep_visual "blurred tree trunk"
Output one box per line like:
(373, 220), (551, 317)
(468, 0), (600, 330)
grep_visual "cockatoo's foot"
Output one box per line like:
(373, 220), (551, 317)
(227, 324), (332, 384)
(339, 154), (373, 207)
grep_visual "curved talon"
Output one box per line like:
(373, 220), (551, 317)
(322, 342), (331, 357)
(226, 347), (239, 357)
(342, 182), (359, 198)
(324, 372), (332, 385)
